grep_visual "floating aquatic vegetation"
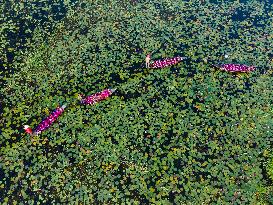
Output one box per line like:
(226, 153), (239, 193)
(24, 104), (66, 136)
(78, 88), (116, 105)
(1, 0), (273, 204)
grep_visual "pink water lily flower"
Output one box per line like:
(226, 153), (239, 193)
(150, 56), (186, 69)
(217, 64), (255, 72)
(78, 88), (116, 105)
(24, 104), (66, 136)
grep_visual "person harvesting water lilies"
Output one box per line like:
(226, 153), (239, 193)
(145, 54), (151, 68)
(24, 125), (33, 135)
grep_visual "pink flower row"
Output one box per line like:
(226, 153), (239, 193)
(24, 89), (116, 136)
(24, 56), (255, 136)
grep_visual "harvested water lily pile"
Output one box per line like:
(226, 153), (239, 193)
(1, 0), (273, 204)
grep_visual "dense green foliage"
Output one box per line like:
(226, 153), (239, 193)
(1, 0), (273, 204)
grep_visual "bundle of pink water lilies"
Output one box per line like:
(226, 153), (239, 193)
(24, 54), (255, 136)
